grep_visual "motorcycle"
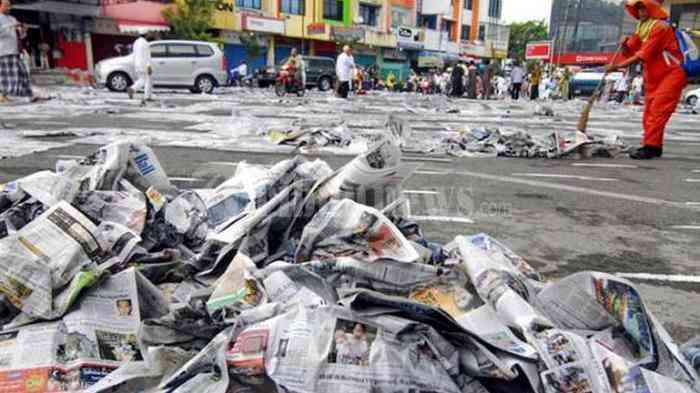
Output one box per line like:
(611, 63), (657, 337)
(275, 64), (305, 97)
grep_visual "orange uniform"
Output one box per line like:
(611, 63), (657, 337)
(622, 19), (687, 147)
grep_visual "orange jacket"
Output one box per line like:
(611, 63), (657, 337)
(623, 20), (686, 97)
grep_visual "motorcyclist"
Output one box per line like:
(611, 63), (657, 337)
(284, 48), (305, 89)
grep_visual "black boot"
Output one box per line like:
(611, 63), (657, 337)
(630, 146), (662, 160)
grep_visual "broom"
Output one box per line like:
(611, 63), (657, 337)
(576, 44), (625, 134)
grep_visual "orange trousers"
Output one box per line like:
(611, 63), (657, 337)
(642, 69), (686, 147)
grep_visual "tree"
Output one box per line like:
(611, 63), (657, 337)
(508, 20), (549, 62)
(239, 32), (264, 60)
(162, 0), (217, 42)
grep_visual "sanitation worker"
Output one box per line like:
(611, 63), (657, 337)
(607, 0), (686, 159)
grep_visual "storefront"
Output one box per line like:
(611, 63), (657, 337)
(417, 50), (443, 69)
(10, 1), (102, 71)
(241, 14), (285, 65)
(354, 46), (378, 68)
(379, 48), (409, 80)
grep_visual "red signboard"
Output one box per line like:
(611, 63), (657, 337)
(526, 41), (552, 60)
(550, 52), (617, 65)
(391, 0), (415, 7)
(307, 22), (326, 35)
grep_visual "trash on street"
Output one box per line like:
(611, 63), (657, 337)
(0, 138), (695, 393)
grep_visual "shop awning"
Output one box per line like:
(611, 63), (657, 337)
(118, 22), (170, 35)
(11, 0), (101, 16)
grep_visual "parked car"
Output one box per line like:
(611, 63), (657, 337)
(570, 67), (624, 97)
(95, 40), (228, 94)
(256, 56), (336, 91)
(684, 87), (700, 106)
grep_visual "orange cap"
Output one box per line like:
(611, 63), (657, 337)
(625, 0), (669, 20)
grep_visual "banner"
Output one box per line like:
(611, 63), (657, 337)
(525, 41), (552, 60)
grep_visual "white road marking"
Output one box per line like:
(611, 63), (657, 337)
(670, 225), (700, 230)
(208, 161), (239, 167)
(571, 163), (638, 169)
(615, 273), (700, 283)
(692, 169), (700, 173)
(52, 155), (84, 160)
(512, 173), (618, 182)
(403, 190), (439, 195)
(169, 177), (201, 182)
(686, 179), (700, 183)
(408, 215), (475, 224)
(685, 202), (700, 206)
(420, 168), (696, 209)
(403, 156), (452, 163)
(415, 170), (450, 175)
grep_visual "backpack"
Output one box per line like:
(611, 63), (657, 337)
(674, 28), (700, 77)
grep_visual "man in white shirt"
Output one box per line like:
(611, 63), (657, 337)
(127, 32), (153, 102)
(336, 45), (354, 99)
(614, 73), (629, 103)
(510, 63), (525, 100)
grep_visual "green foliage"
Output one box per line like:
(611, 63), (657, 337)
(508, 20), (549, 62)
(239, 32), (263, 60)
(162, 0), (220, 43)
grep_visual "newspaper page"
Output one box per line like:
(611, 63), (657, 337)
(532, 329), (604, 393)
(0, 201), (101, 320)
(456, 235), (551, 333)
(226, 304), (467, 393)
(537, 272), (700, 391)
(125, 143), (173, 193)
(74, 189), (147, 235)
(537, 272), (656, 365)
(342, 288), (534, 382)
(207, 253), (265, 312)
(295, 199), (420, 263)
(0, 269), (144, 392)
(312, 136), (416, 209)
(589, 340), (696, 393)
(16, 171), (79, 207)
(409, 278), (538, 359)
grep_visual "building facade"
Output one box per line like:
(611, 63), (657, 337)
(667, 0), (700, 34)
(9, 0), (509, 79)
(549, 0), (633, 66)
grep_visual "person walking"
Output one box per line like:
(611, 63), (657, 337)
(336, 45), (354, 99)
(529, 63), (541, 100)
(606, 0), (686, 159)
(450, 61), (465, 97)
(510, 62), (524, 100)
(614, 72), (629, 103)
(0, 0), (34, 103)
(632, 74), (643, 104)
(127, 32), (154, 103)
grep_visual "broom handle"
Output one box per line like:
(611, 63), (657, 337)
(592, 43), (625, 99)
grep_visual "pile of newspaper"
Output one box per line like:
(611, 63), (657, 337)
(427, 127), (629, 159)
(0, 137), (697, 393)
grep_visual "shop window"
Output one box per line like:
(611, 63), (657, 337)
(281, 0), (304, 15)
(236, 0), (261, 10)
(464, 0), (472, 10)
(359, 4), (379, 26)
(324, 0), (343, 21)
(478, 24), (485, 41)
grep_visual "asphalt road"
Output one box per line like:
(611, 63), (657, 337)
(1, 86), (699, 342)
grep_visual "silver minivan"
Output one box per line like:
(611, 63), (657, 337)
(95, 40), (228, 94)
